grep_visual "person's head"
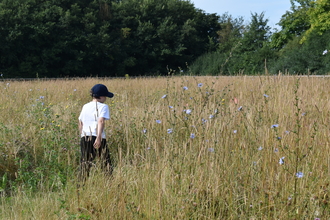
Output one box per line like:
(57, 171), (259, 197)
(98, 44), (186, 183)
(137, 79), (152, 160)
(90, 84), (114, 103)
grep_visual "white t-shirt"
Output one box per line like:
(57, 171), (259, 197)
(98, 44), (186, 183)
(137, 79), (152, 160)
(78, 101), (110, 138)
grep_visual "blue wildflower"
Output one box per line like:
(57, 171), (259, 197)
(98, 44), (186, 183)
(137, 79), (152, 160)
(190, 133), (195, 139)
(263, 94), (269, 98)
(183, 86), (188, 90)
(162, 94), (167, 99)
(185, 109), (192, 114)
(271, 124), (279, 128)
(279, 157), (285, 165)
(209, 115), (214, 119)
(258, 146), (263, 151)
(296, 172), (304, 178)
(198, 83), (203, 87)
(143, 129), (147, 134)
(208, 148), (215, 153)
(156, 120), (161, 124)
(167, 128), (173, 134)
(233, 130), (237, 134)
(169, 106), (173, 109)
(238, 106), (243, 111)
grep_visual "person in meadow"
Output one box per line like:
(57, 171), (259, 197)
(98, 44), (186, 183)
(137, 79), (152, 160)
(78, 84), (114, 178)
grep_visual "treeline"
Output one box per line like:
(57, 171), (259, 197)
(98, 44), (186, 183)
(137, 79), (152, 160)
(0, 0), (329, 77)
(191, 0), (330, 75)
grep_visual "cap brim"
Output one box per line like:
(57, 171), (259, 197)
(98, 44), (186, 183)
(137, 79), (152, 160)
(107, 92), (114, 98)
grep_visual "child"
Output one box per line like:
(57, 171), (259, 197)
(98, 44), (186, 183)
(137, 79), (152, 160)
(78, 84), (114, 177)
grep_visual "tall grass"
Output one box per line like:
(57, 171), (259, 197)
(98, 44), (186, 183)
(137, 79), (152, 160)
(1, 76), (330, 219)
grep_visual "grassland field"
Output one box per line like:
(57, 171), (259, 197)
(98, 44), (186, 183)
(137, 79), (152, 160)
(0, 75), (330, 219)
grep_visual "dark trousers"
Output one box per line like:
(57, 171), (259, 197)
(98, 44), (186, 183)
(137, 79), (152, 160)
(79, 136), (112, 179)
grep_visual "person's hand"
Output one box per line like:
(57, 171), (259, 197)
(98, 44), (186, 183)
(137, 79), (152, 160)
(94, 137), (102, 149)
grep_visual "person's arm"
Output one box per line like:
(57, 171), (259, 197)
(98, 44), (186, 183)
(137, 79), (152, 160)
(94, 117), (105, 149)
(78, 120), (83, 135)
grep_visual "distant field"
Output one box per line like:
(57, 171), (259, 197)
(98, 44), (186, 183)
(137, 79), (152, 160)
(1, 76), (330, 219)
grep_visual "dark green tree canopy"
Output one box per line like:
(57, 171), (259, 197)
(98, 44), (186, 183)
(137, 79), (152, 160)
(0, 0), (221, 77)
(190, 12), (275, 75)
(0, 0), (329, 77)
(110, 0), (221, 75)
(0, 0), (119, 77)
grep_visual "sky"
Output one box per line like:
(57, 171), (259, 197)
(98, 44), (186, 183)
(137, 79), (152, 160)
(191, 0), (292, 29)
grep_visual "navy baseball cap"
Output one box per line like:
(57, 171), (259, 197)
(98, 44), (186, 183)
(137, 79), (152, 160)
(91, 84), (114, 98)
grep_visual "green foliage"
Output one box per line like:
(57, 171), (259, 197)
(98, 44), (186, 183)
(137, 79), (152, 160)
(0, 0), (328, 77)
(303, 0), (330, 42)
(234, 12), (274, 74)
(190, 12), (275, 75)
(0, 0), (220, 77)
(268, 0), (330, 75)
(270, 30), (330, 74)
(270, 0), (312, 49)
(110, 0), (221, 75)
(217, 13), (244, 53)
(0, 97), (79, 193)
(0, 0), (118, 77)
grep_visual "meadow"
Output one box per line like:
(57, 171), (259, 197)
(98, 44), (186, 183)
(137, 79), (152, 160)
(0, 75), (330, 219)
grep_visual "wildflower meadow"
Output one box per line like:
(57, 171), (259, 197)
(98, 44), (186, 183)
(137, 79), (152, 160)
(1, 76), (330, 219)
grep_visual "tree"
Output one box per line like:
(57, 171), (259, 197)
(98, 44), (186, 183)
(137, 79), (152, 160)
(216, 13), (244, 53)
(302, 0), (330, 42)
(268, 0), (330, 74)
(110, 0), (221, 76)
(229, 12), (274, 74)
(270, 0), (312, 49)
(270, 29), (330, 74)
(0, 0), (222, 77)
(190, 12), (274, 75)
(188, 13), (244, 75)
(0, 0), (119, 77)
